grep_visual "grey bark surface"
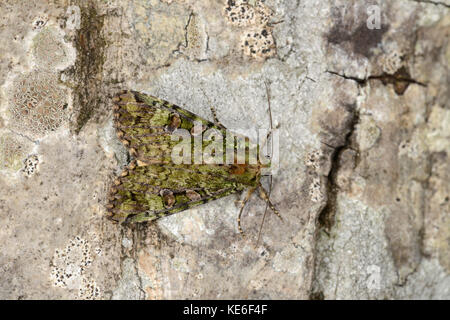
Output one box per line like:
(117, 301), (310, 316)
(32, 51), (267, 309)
(0, 0), (448, 299)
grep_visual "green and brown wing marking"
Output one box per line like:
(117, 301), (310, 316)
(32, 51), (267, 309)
(108, 163), (245, 223)
(112, 91), (182, 164)
(106, 90), (262, 223)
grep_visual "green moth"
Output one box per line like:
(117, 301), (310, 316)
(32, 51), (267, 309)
(106, 90), (280, 235)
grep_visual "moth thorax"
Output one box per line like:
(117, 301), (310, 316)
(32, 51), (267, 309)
(230, 164), (246, 175)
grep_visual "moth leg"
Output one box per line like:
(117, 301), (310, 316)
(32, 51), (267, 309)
(237, 187), (257, 237)
(258, 186), (282, 221)
(209, 105), (227, 130)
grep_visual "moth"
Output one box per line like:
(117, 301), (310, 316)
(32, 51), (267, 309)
(106, 90), (281, 236)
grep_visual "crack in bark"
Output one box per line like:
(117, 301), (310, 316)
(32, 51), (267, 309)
(73, 3), (106, 134)
(326, 68), (427, 95)
(318, 106), (360, 231)
(406, 0), (450, 8)
(326, 70), (366, 84)
(320, 65), (428, 231)
(6, 128), (38, 145)
(181, 11), (194, 50)
(172, 11), (210, 64)
(327, 69), (427, 86)
(132, 233), (146, 300)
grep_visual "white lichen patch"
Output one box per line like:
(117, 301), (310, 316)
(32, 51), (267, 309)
(304, 149), (324, 171)
(121, 237), (133, 249)
(1, 17), (74, 142)
(196, 273), (204, 280)
(32, 26), (75, 71)
(32, 14), (48, 31)
(241, 26), (276, 60)
(50, 236), (101, 300)
(357, 116), (381, 151)
(22, 154), (39, 177)
(223, 0), (273, 27)
(94, 247), (102, 256)
(78, 277), (101, 300)
(309, 176), (324, 203)
(380, 50), (404, 74)
(7, 70), (69, 138)
(223, 0), (276, 60)
(0, 133), (32, 172)
(65, 5), (81, 31)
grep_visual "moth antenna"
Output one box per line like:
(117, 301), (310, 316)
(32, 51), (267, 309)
(237, 187), (257, 237)
(256, 80), (276, 166)
(199, 86), (227, 130)
(256, 176), (272, 247)
(209, 105), (226, 130)
(264, 80), (274, 134)
(256, 80), (277, 247)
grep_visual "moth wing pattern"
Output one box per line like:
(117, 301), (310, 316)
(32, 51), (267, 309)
(107, 90), (262, 223)
(113, 90), (224, 164)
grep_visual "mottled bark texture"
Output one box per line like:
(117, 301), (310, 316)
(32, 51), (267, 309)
(0, 0), (448, 299)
